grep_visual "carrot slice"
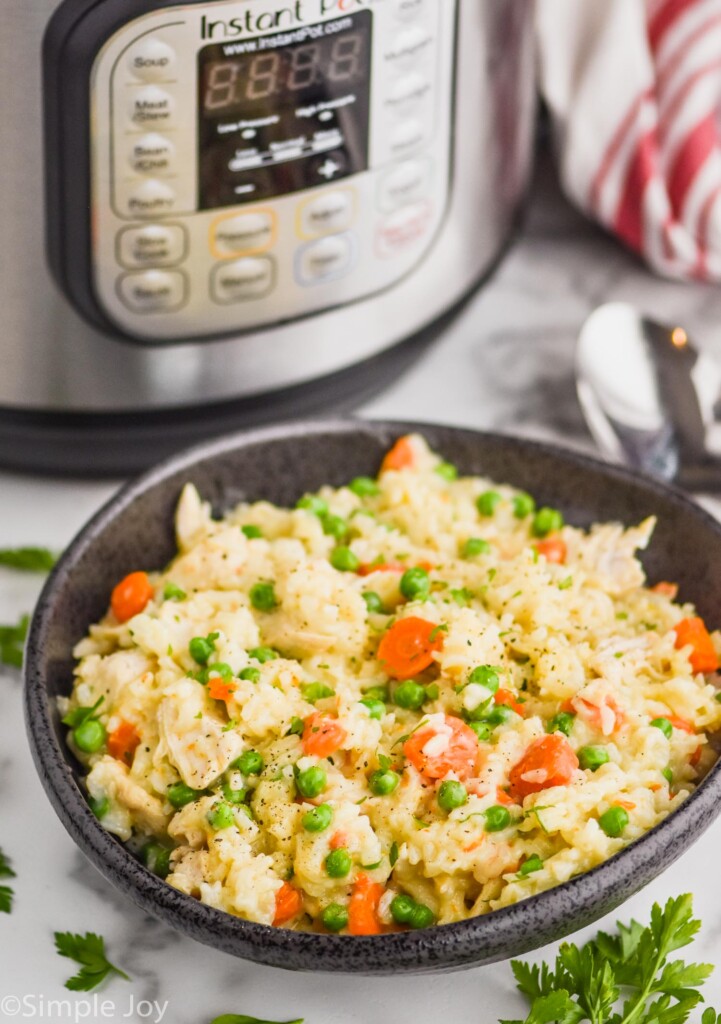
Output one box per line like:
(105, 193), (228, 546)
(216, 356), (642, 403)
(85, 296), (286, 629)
(207, 678), (237, 702)
(495, 689), (526, 717)
(652, 581), (678, 599)
(107, 720), (141, 766)
(348, 874), (384, 936)
(110, 571), (154, 623)
(691, 745), (703, 768)
(358, 562), (406, 576)
(495, 788), (517, 806)
(509, 734), (579, 801)
(403, 715), (479, 781)
(381, 436), (416, 473)
(573, 695), (625, 735)
(377, 616), (444, 680)
(273, 882), (303, 926)
(534, 537), (567, 565)
(667, 715), (696, 734)
(302, 713), (347, 758)
(329, 830), (349, 851)
(673, 616), (719, 674)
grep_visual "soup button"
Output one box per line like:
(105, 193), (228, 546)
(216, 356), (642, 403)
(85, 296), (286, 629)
(211, 257), (275, 303)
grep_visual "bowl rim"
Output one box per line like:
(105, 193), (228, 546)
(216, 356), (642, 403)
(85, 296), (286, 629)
(23, 417), (721, 970)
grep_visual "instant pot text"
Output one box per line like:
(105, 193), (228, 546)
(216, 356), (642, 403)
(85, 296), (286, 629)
(201, 0), (376, 39)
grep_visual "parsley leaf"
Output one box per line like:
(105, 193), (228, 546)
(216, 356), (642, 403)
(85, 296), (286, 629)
(0, 547), (57, 572)
(0, 848), (16, 913)
(0, 614), (29, 668)
(54, 931), (130, 991)
(209, 1018), (304, 1024)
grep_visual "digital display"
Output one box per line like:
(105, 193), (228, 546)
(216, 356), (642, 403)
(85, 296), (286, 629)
(198, 13), (372, 209)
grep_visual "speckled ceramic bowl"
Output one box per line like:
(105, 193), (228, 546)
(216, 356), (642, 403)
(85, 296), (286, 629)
(24, 420), (721, 974)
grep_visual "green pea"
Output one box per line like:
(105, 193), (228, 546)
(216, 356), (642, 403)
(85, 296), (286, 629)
(88, 795), (109, 820)
(248, 646), (278, 663)
(302, 682), (336, 703)
(425, 683), (440, 701)
(477, 490), (502, 516)
(362, 591), (385, 614)
(390, 894), (416, 925)
(325, 848), (352, 878)
(206, 662), (233, 682)
(241, 524), (263, 539)
(393, 680), (426, 710)
(72, 718), (107, 754)
(363, 685), (389, 703)
(578, 745), (610, 772)
(189, 635), (215, 665)
(287, 717), (305, 736)
(321, 903), (349, 931)
(599, 806), (629, 838)
(464, 700), (493, 723)
(468, 665), (500, 693)
(546, 712), (576, 737)
(463, 538), (491, 558)
(513, 492), (536, 518)
(484, 805), (511, 832)
(297, 495), (328, 517)
(400, 566), (430, 601)
(435, 461), (457, 481)
(302, 803), (333, 833)
(437, 780), (467, 812)
(532, 507), (564, 538)
(469, 721), (492, 741)
(349, 476), (380, 497)
(163, 582), (186, 601)
(222, 781), (248, 805)
(519, 854), (543, 876)
(142, 842), (171, 879)
(296, 765), (327, 798)
(330, 546), (360, 573)
(250, 581), (278, 612)
(207, 801), (235, 830)
(650, 717), (673, 739)
(359, 698), (386, 720)
(321, 514), (349, 541)
(408, 903), (435, 929)
(235, 750), (264, 775)
(482, 705), (517, 726)
(167, 781), (204, 809)
(369, 770), (400, 796)
(239, 667), (261, 683)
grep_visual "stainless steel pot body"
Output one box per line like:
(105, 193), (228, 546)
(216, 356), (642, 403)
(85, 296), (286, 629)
(0, 0), (535, 418)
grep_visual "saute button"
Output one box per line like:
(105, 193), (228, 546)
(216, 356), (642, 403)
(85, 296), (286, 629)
(128, 87), (175, 129)
(128, 133), (175, 175)
(117, 224), (186, 268)
(117, 270), (187, 312)
(379, 159), (430, 211)
(211, 257), (275, 303)
(300, 191), (354, 237)
(212, 212), (274, 256)
(126, 39), (177, 82)
(297, 234), (354, 284)
(125, 179), (176, 217)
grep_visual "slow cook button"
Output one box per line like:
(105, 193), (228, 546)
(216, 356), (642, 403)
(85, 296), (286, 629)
(128, 133), (175, 175)
(117, 269), (187, 312)
(117, 223), (186, 268)
(212, 212), (275, 256)
(126, 38), (177, 82)
(377, 201), (432, 258)
(124, 179), (176, 217)
(379, 159), (431, 211)
(299, 190), (354, 238)
(128, 87), (175, 129)
(297, 234), (354, 284)
(211, 257), (275, 303)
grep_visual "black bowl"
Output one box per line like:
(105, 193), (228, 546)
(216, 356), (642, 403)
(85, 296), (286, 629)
(24, 420), (721, 974)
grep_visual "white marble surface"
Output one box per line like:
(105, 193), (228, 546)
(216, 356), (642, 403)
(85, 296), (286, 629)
(3, 157), (721, 1023)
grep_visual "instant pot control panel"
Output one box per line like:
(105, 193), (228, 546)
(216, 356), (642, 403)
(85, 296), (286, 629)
(44, 0), (457, 344)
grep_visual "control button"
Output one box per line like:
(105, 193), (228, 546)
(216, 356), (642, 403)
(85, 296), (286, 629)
(385, 28), (433, 63)
(297, 233), (355, 285)
(299, 190), (355, 238)
(211, 211), (275, 257)
(124, 179), (176, 217)
(128, 87), (175, 129)
(117, 223), (186, 269)
(308, 150), (349, 183)
(128, 133), (175, 175)
(126, 38), (176, 82)
(379, 159), (431, 212)
(393, 0), (425, 19)
(117, 269), (187, 312)
(211, 257), (275, 303)
(390, 119), (426, 153)
(386, 73), (431, 109)
(377, 201), (433, 258)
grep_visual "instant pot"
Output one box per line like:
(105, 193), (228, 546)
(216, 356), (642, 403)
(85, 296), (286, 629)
(0, 0), (536, 475)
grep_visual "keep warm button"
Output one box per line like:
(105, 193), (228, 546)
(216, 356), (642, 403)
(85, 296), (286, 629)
(117, 269), (187, 313)
(376, 201), (432, 258)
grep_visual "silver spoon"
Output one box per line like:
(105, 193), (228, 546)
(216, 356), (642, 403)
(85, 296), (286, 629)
(576, 302), (721, 491)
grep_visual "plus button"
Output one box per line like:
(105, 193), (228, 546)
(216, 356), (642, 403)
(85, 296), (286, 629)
(318, 158), (341, 180)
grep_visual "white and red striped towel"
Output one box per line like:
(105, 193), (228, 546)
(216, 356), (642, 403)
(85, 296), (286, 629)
(537, 0), (721, 280)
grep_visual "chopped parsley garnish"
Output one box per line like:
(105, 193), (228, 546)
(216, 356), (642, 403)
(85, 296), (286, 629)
(54, 931), (129, 991)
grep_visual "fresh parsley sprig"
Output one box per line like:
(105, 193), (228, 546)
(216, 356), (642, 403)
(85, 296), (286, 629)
(209, 1017), (304, 1024)
(54, 931), (130, 991)
(0, 847), (16, 913)
(0, 546), (57, 572)
(503, 895), (716, 1024)
(0, 614), (29, 668)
